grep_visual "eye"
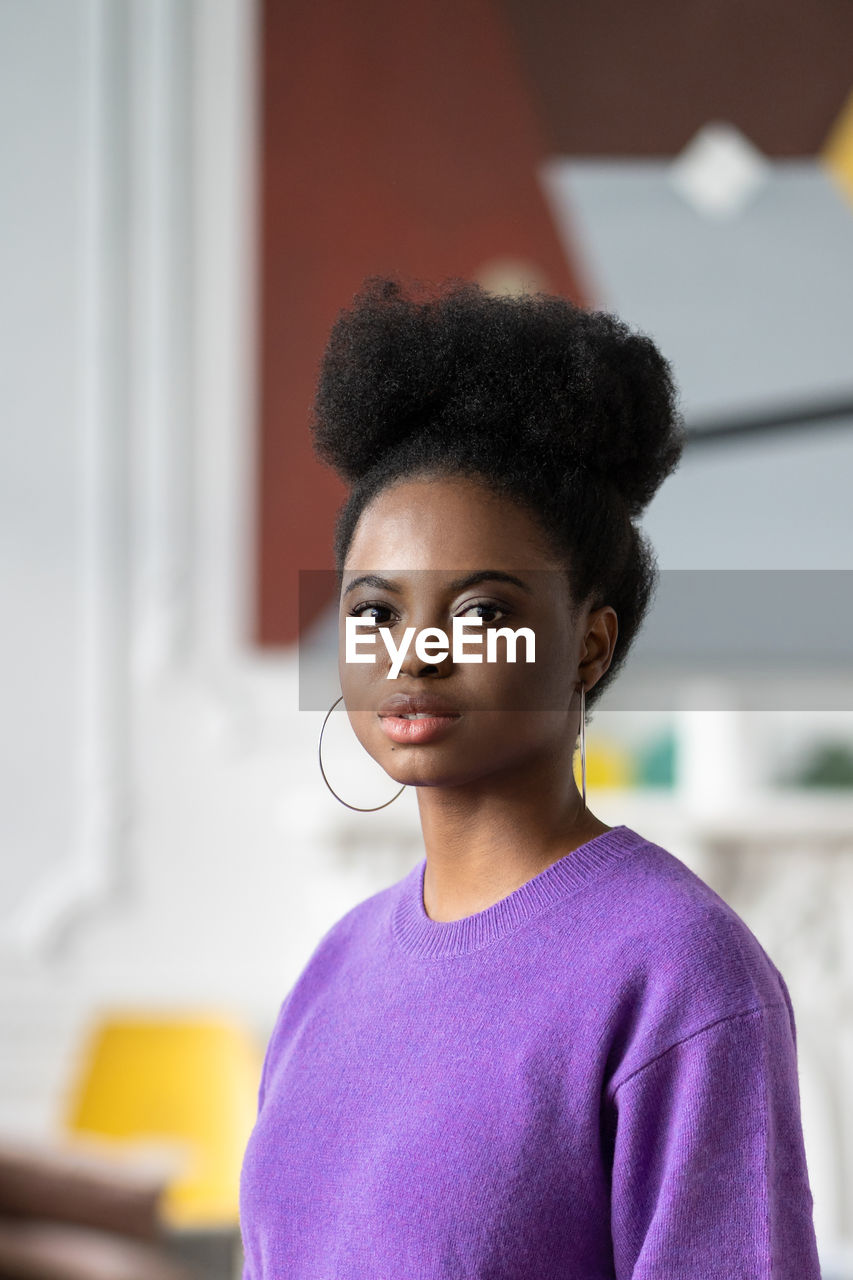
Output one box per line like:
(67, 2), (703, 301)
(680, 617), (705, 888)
(457, 599), (506, 624)
(348, 601), (396, 626)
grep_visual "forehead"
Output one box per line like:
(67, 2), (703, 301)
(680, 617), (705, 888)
(345, 475), (556, 572)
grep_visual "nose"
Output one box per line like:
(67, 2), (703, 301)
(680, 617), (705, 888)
(392, 603), (454, 680)
(395, 650), (445, 679)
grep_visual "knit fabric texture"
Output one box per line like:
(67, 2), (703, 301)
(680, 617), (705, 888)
(239, 824), (820, 1278)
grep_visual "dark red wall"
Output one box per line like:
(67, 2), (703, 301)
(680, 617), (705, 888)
(498, 0), (853, 156)
(256, 0), (585, 647)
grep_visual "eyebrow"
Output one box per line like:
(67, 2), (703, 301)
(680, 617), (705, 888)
(342, 570), (533, 598)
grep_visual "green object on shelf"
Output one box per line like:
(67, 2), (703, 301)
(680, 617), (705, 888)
(633, 730), (677, 789)
(791, 742), (853, 788)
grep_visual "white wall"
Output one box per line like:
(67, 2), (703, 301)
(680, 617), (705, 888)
(0, 0), (426, 1140)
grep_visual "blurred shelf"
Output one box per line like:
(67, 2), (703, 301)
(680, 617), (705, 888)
(593, 786), (853, 843)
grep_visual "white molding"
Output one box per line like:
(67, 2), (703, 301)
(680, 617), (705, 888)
(189, 0), (260, 671)
(0, 0), (131, 957)
(128, 0), (194, 679)
(1, 0), (265, 954)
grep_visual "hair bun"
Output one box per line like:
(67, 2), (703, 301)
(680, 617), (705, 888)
(311, 276), (685, 518)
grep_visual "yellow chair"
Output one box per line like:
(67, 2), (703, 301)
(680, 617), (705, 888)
(64, 1011), (263, 1228)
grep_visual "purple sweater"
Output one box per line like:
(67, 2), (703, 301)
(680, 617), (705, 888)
(239, 824), (820, 1278)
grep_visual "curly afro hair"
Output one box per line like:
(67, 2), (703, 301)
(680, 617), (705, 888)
(310, 275), (686, 717)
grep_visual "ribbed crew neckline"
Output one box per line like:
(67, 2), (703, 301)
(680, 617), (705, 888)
(391, 824), (644, 958)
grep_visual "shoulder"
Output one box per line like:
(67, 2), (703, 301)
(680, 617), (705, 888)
(260, 868), (410, 1077)
(594, 829), (785, 997)
(280, 865), (413, 992)
(569, 829), (793, 1085)
(321, 874), (404, 952)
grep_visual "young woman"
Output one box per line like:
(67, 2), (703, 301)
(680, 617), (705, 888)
(240, 277), (820, 1278)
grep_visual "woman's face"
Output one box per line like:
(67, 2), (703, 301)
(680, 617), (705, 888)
(338, 474), (616, 790)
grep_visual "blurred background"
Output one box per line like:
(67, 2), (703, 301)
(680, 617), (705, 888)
(2, 0), (852, 1276)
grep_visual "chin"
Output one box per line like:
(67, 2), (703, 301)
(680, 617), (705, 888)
(383, 752), (492, 791)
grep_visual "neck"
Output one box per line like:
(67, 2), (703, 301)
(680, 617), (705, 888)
(415, 741), (610, 922)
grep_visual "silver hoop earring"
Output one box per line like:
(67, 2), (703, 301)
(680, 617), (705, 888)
(318, 694), (407, 812)
(577, 682), (587, 811)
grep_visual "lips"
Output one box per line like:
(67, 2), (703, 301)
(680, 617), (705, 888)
(377, 692), (461, 719)
(377, 692), (462, 746)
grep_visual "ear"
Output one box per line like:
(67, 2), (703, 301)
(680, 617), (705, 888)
(578, 605), (618, 689)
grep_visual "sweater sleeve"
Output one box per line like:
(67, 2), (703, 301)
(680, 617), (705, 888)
(608, 1002), (821, 1279)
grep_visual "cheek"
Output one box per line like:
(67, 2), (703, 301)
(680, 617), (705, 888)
(471, 706), (569, 747)
(339, 644), (385, 711)
(344, 706), (380, 755)
(475, 645), (572, 714)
